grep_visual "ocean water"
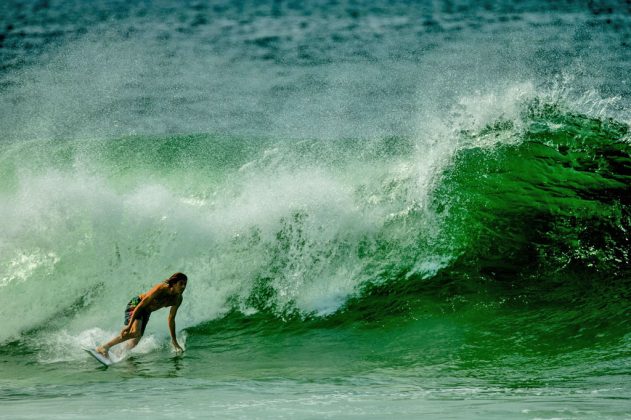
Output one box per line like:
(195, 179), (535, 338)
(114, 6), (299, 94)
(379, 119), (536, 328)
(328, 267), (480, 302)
(1, 0), (630, 418)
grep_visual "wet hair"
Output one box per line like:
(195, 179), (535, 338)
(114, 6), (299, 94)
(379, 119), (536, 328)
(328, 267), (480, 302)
(165, 272), (187, 286)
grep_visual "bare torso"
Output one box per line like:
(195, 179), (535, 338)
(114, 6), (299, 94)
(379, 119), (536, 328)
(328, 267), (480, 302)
(140, 283), (183, 313)
(96, 273), (187, 358)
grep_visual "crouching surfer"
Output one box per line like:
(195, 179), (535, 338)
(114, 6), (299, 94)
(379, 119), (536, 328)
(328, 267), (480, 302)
(96, 272), (187, 358)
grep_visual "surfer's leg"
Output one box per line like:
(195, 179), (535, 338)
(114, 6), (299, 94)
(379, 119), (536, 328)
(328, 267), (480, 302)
(125, 318), (144, 350)
(96, 297), (144, 357)
(97, 319), (142, 356)
(126, 312), (150, 350)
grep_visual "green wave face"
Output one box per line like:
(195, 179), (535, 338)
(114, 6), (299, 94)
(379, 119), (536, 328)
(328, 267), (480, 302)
(0, 97), (629, 381)
(435, 102), (629, 293)
(189, 100), (630, 372)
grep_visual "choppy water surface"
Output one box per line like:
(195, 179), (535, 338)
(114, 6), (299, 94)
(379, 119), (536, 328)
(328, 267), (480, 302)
(1, 1), (630, 418)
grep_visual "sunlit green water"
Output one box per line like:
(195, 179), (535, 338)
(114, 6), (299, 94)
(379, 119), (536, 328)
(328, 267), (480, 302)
(1, 96), (629, 418)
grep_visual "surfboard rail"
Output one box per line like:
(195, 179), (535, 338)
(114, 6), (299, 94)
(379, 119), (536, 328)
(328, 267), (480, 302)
(83, 348), (114, 367)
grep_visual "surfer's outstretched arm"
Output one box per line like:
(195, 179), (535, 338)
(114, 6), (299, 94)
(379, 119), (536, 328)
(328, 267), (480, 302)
(95, 273), (187, 358)
(168, 296), (184, 353)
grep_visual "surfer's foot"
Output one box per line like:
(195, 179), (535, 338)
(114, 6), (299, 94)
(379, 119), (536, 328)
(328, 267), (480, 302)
(95, 345), (109, 357)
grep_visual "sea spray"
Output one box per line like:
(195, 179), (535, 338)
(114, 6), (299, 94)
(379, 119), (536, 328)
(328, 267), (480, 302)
(2, 4), (631, 417)
(1, 89), (628, 351)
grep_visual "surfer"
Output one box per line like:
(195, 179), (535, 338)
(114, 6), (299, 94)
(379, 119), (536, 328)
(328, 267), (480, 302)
(95, 272), (187, 358)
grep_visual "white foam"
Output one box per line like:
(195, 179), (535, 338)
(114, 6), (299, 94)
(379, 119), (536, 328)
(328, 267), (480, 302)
(2, 76), (625, 349)
(34, 327), (183, 364)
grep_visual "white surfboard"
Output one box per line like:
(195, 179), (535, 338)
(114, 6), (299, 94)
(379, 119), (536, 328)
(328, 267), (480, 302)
(84, 348), (114, 367)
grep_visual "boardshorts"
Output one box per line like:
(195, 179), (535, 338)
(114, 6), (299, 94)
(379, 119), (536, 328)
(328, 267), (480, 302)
(124, 295), (151, 336)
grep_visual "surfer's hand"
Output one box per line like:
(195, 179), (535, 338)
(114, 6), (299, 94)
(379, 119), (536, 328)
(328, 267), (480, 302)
(173, 342), (184, 353)
(120, 325), (131, 337)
